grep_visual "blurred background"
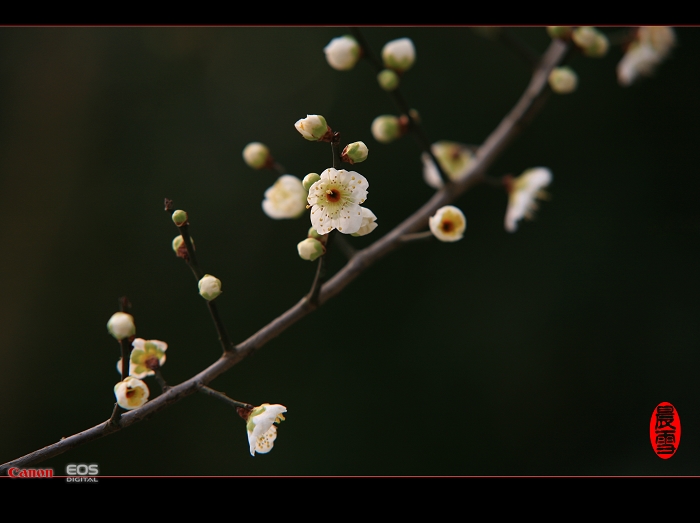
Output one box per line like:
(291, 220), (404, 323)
(0, 26), (698, 476)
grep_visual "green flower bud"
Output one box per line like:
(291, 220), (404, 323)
(377, 69), (400, 91)
(172, 209), (188, 227)
(302, 172), (321, 191)
(172, 235), (194, 258)
(307, 227), (324, 239)
(572, 27), (609, 58)
(341, 141), (369, 164)
(371, 115), (401, 144)
(548, 67), (578, 94)
(297, 237), (325, 261)
(242, 142), (271, 169)
(547, 26), (572, 39)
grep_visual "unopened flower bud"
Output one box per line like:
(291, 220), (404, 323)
(371, 115), (401, 144)
(295, 114), (329, 142)
(172, 235), (194, 258)
(547, 26), (572, 39)
(572, 27), (609, 58)
(242, 142), (271, 170)
(198, 274), (222, 301)
(172, 209), (188, 227)
(302, 173), (321, 191)
(377, 69), (400, 91)
(297, 237), (325, 261)
(341, 141), (369, 164)
(381, 38), (416, 73)
(107, 312), (136, 341)
(324, 35), (361, 71)
(548, 66), (578, 94)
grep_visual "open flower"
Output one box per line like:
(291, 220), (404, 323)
(114, 376), (150, 410)
(262, 174), (307, 219)
(307, 167), (369, 234)
(245, 403), (287, 456)
(128, 338), (167, 378)
(617, 27), (676, 87)
(107, 312), (135, 341)
(324, 35), (360, 71)
(351, 207), (378, 237)
(422, 141), (475, 189)
(504, 167), (552, 233)
(429, 205), (467, 242)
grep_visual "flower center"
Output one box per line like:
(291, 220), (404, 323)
(144, 355), (160, 370)
(326, 188), (341, 203)
(441, 220), (454, 233)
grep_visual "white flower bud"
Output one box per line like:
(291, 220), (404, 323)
(171, 209), (188, 227)
(429, 205), (467, 242)
(107, 312), (135, 341)
(381, 38), (416, 73)
(377, 69), (400, 91)
(548, 67), (578, 94)
(198, 274), (222, 301)
(324, 35), (361, 71)
(371, 115), (401, 144)
(302, 173), (321, 191)
(341, 141), (369, 164)
(294, 114), (329, 141)
(297, 237), (325, 261)
(351, 207), (378, 237)
(242, 142), (271, 170)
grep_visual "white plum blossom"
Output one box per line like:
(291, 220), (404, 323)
(128, 338), (168, 378)
(422, 141), (475, 189)
(429, 205), (467, 242)
(617, 27), (676, 87)
(351, 207), (378, 237)
(307, 167), (369, 234)
(114, 376), (150, 410)
(246, 403), (287, 456)
(262, 174), (307, 219)
(324, 35), (360, 71)
(381, 37), (416, 72)
(504, 167), (552, 233)
(107, 312), (135, 341)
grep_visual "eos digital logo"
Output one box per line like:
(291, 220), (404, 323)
(65, 464), (99, 482)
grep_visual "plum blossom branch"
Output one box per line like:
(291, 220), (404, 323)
(0, 36), (568, 475)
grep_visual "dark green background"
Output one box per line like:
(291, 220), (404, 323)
(1, 27), (698, 476)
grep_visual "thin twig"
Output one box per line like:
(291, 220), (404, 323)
(350, 27), (449, 186)
(0, 37), (568, 475)
(198, 385), (253, 410)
